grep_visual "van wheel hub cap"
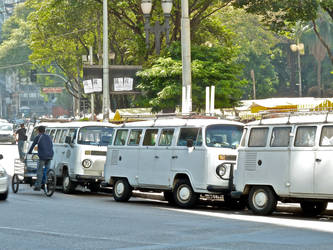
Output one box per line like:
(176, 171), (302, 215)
(116, 182), (124, 195)
(254, 191), (267, 208)
(179, 186), (190, 201)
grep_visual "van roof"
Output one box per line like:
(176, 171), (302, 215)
(36, 121), (119, 128)
(118, 118), (243, 128)
(247, 113), (333, 126)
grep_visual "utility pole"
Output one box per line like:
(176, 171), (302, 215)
(102, 0), (110, 120)
(181, 0), (192, 114)
(89, 46), (95, 120)
(251, 69), (256, 99)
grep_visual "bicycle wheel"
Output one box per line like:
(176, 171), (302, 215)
(12, 174), (20, 193)
(44, 169), (56, 197)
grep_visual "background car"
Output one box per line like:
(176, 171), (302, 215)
(0, 123), (16, 144)
(0, 154), (9, 200)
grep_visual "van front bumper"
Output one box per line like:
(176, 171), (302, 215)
(74, 175), (104, 183)
(207, 185), (230, 194)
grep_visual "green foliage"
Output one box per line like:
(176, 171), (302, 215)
(136, 42), (246, 112)
(218, 7), (281, 99)
(0, 4), (32, 69)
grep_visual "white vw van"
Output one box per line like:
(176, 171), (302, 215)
(234, 113), (333, 216)
(104, 117), (244, 208)
(27, 121), (116, 193)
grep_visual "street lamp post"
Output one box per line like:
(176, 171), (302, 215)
(102, 0), (110, 121)
(141, 0), (173, 55)
(290, 40), (304, 97)
(181, 0), (192, 114)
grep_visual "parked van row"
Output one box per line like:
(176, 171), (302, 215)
(103, 118), (244, 208)
(19, 113), (333, 217)
(24, 121), (116, 193)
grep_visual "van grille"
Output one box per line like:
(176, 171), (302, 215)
(242, 152), (257, 171)
(111, 150), (119, 165)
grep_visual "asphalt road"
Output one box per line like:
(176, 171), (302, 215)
(1, 144), (333, 250)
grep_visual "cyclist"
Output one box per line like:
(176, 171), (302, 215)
(27, 126), (54, 191)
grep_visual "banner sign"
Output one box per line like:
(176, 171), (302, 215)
(92, 78), (102, 92)
(114, 77), (133, 91)
(83, 80), (94, 94)
(42, 87), (64, 94)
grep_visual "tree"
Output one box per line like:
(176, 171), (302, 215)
(217, 7), (281, 99)
(136, 42), (246, 112)
(234, 0), (333, 65)
(0, 3), (31, 71)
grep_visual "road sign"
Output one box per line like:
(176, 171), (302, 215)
(42, 87), (64, 93)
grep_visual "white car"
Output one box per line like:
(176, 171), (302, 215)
(0, 154), (9, 200)
(0, 123), (16, 144)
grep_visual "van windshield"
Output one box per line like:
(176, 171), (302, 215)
(206, 125), (243, 148)
(78, 126), (114, 146)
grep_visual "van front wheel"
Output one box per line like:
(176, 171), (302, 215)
(173, 179), (198, 208)
(248, 186), (277, 215)
(62, 171), (76, 194)
(113, 179), (132, 202)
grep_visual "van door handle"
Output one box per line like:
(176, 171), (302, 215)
(172, 156), (178, 159)
(315, 158), (322, 162)
(154, 156), (159, 159)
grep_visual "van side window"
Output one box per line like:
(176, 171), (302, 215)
(54, 129), (62, 143)
(128, 129), (142, 146)
(114, 130), (129, 146)
(241, 128), (247, 147)
(270, 127), (291, 147)
(159, 129), (174, 146)
(45, 129), (50, 135)
(49, 129), (56, 141)
(320, 126), (333, 146)
(294, 126), (316, 147)
(59, 129), (68, 143)
(68, 129), (77, 143)
(196, 129), (202, 146)
(143, 129), (159, 146)
(249, 128), (268, 147)
(177, 128), (199, 146)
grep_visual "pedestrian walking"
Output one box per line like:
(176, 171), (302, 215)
(27, 126), (54, 191)
(15, 123), (27, 161)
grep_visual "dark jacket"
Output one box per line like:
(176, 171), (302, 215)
(16, 127), (27, 141)
(28, 133), (54, 160)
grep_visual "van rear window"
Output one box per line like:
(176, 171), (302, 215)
(249, 128), (268, 147)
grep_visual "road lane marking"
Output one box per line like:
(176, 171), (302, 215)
(162, 208), (333, 233)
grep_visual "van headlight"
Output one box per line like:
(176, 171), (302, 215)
(82, 159), (92, 168)
(0, 167), (7, 178)
(216, 164), (226, 178)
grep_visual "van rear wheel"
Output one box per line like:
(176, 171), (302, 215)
(173, 179), (198, 208)
(300, 201), (327, 216)
(113, 179), (132, 202)
(248, 186), (277, 215)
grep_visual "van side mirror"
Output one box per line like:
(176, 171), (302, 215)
(186, 139), (194, 148)
(65, 136), (72, 144)
(0, 154), (3, 160)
